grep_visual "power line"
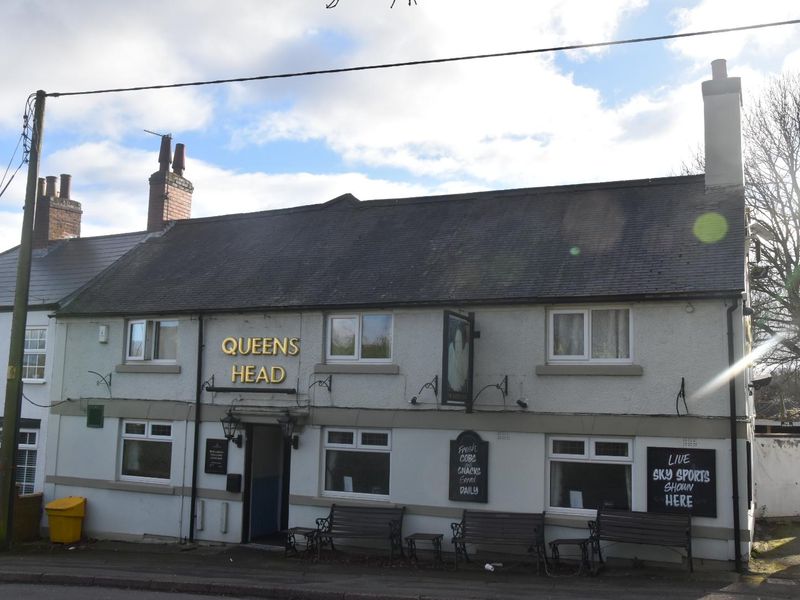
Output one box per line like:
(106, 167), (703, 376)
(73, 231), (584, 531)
(0, 94), (35, 200)
(47, 18), (800, 99)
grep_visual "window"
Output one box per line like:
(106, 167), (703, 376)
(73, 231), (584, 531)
(548, 436), (632, 512)
(16, 430), (38, 494)
(324, 428), (390, 497)
(22, 327), (47, 381)
(548, 308), (630, 362)
(327, 313), (392, 361)
(0, 428), (38, 494)
(126, 319), (178, 361)
(120, 420), (172, 482)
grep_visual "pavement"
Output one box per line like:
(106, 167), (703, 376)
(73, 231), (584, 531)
(0, 532), (798, 600)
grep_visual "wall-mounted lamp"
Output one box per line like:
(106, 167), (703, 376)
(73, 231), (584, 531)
(684, 302), (695, 314)
(473, 375), (508, 406)
(410, 375), (438, 405)
(309, 375), (332, 392)
(220, 408), (243, 448)
(515, 398), (529, 409)
(277, 412), (300, 450)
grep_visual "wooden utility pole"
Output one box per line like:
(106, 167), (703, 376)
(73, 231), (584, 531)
(0, 90), (45, 550)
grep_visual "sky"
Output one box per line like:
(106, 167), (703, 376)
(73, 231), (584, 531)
(1, 0), (799, 253)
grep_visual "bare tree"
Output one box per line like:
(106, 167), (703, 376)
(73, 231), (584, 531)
(681, 73), (800, 371)
(745, 73), (800, 371)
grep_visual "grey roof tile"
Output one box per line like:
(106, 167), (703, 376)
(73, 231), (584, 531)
(58, 175), (745, 316)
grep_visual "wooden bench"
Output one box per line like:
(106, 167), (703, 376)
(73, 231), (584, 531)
(315, 503), (405, 559)
(451, 510), (548, 573)
(589, 508), (692, 573)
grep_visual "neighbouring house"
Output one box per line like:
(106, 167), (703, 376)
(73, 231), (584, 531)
(44, 60), (753, 569)
(0, 136), (191, 496)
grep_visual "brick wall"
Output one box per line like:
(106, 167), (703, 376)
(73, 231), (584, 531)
(148, 170), (194, 231)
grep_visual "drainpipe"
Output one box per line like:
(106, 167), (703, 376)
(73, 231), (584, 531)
(727, 299), (742, 572)
(189, 314), (204, 542)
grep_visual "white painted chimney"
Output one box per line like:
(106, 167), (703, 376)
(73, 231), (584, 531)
(702, 59), (743, 188)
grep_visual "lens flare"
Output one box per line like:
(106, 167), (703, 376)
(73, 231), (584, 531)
(569, 246), (581, 256)
(693, 213), (728, 243)
(690, 332), (785, 400)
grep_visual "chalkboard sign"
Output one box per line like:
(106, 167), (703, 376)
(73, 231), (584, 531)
(449, 430), (488, 503)
(647, 447), (716, 517)
(205, 438), (229, 475)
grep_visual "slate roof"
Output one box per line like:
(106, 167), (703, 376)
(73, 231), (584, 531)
(0, 231), (149, 309)
(58, 175), (745, 317)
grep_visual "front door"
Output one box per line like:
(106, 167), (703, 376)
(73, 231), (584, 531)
(245, 424), (289, 542)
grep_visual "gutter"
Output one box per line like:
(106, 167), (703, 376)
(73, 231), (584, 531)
(726, 298), (742, 572)
(189, 314), (204, 542)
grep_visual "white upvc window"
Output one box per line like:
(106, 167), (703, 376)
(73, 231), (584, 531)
(0, 428), (38, 495)
(22, 327), (47, 381)
(323, 428), (391, 498)
(547, 436), (633, 514)
(126, 319), (178, 362)
(120, 420), (173, 483)
(326, 313), (393, 362)
(548, 307), (631, 362)
(16, 429), (38, 494)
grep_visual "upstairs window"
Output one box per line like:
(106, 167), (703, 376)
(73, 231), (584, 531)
(327, 313), (392, 361)
(22, 327), (47, 381)
(548, 308), (631, 362)
(126, 319), (178, 362)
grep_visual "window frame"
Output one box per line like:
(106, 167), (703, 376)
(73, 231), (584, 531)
(546, 435), (633, 516)
(22, 326), (47, 382)
(322, 427), (391, 500)
(326, 312), (394, 363)
(547, 307), (632, 364)
(125, 319), (179, 363)
(119, 419), (173, 484)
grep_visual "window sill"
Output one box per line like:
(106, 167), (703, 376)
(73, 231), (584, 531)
(22, 379), (46, 385)
(535, 364), (643, 376)
(115, 363), (181, 374)
(314, 363), (400, 375)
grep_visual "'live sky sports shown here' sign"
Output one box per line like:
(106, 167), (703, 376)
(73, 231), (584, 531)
(647, 447), (716, 517)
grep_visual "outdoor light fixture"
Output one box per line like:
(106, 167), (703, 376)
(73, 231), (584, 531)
(515, 398), (529, 409)
(220, 408), (243, 448)
(472, 375), (508, 405)
(410, 375), (438, 404)
(277, 412), (299, 450)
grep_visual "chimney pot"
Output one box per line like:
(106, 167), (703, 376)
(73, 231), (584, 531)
(172, 143), (186, 176)
(158, 135), (172, 172)
(60, 174), (72, 199)
(45, 175), (57, 198)
(711, 58), (727, 80)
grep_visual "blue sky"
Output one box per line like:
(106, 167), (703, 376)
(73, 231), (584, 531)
(1, 0), (798, 252)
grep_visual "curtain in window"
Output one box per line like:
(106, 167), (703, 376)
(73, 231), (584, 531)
(591, 309), (630, 359)
(553, 313), (584, 356)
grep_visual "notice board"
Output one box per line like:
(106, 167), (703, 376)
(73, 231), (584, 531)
(647, 447), (716, 517)
(449, 430), (488, 503)
(205, 438), (229, 475)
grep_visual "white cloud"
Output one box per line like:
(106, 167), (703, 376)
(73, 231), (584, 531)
(1, 0), (797, 255)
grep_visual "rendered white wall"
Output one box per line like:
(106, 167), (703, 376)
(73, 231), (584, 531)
(754, 436), (800, 518)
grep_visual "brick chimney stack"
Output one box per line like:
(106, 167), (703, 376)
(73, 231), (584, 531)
(147, 135), (193, 231)
(32, 173), (83, 248)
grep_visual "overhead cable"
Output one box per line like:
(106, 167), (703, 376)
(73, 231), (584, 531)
(47, 19), (800, 99)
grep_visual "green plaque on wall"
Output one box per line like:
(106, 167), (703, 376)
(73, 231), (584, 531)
(87, 404), (104, 428)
